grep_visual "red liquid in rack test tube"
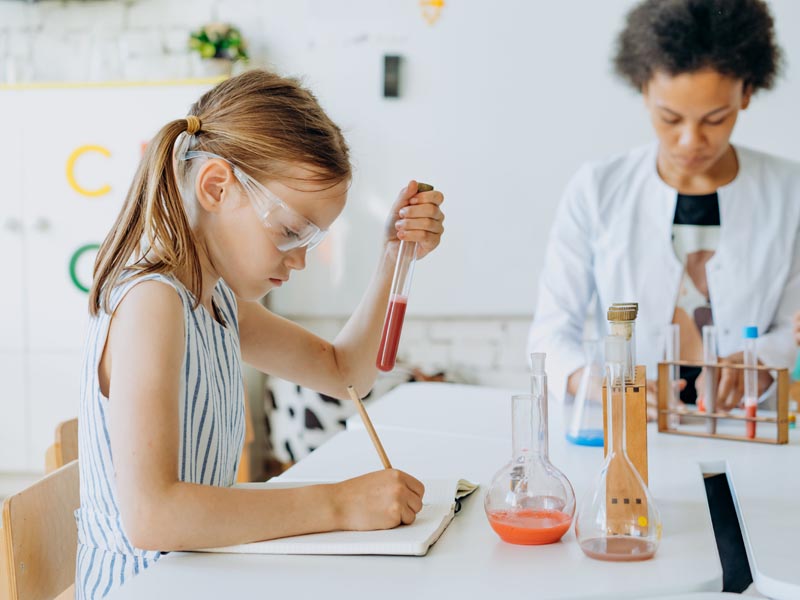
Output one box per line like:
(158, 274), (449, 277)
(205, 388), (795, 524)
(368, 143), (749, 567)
(746, 404), (757, 438)
(376, 295), (408, 372)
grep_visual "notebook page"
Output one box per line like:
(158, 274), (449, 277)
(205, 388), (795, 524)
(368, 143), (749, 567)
(196, 479), (478, 556)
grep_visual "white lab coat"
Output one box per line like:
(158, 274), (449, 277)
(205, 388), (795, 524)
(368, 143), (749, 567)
(528, 143), (800, 403)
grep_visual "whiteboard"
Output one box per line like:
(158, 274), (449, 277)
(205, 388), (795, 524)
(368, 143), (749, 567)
(234, 2), (800, 317)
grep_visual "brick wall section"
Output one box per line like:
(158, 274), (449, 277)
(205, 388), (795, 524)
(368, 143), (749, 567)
(0, 0), (272, 82)
(294, 316), (533, 390)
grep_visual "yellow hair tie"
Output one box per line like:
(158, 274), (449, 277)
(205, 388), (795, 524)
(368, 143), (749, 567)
(186, 115), (202, 135)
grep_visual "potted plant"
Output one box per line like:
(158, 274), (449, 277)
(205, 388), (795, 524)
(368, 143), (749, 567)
(189, 23), (248, 77)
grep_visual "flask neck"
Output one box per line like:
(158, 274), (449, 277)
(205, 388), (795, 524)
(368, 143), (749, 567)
(512, 378), (549, 461)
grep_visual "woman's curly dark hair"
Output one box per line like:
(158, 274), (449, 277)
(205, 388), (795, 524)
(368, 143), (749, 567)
(614, 0), (782, 92)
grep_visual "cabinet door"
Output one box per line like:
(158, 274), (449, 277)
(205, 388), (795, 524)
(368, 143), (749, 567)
(20, 88), (122, 352)
(27, 350), (82, 470)
(0, 351), (29, 471)
(0, 90), (26, 352)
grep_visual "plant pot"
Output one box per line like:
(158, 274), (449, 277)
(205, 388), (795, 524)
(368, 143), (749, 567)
(194, 57), (233, 78)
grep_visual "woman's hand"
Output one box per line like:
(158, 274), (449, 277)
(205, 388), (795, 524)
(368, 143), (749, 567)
(794, 311), (800, 346)
(384, 180), (445, 260)
(715, 352), (773, 410)
(331, 469), (425, 530)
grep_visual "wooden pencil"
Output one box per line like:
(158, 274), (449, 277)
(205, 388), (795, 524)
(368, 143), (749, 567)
(346, 385), (392, 469)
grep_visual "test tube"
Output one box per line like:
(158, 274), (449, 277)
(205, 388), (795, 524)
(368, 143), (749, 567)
(702, 325), (718, 434)
(376, 183), (434, 372)
(664, 323), (680, 428)
(743, 326), (759, 439)
(607, 303), (638, 383)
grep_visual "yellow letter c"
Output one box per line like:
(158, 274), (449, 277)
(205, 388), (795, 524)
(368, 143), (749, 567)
(66, 145), (111, 197)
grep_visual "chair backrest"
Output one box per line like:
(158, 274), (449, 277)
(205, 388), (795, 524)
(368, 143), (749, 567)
(44, 419), (78, 474)
(2, 460), (79, 600)
(56, 420), (79, 466)
(236, 394), (255, 483)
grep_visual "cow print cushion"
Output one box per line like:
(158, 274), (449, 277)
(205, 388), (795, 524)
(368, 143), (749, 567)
(267, 368), (452, 463)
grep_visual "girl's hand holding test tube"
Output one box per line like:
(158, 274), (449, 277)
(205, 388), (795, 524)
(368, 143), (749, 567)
(377, 182), (444, 372)
(384, 180), (445, 260)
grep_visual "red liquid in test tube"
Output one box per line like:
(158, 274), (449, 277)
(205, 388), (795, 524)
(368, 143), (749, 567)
(745, 404), (757, 438)
(377, 295), (408, 372)
(743, 326), (759, 439)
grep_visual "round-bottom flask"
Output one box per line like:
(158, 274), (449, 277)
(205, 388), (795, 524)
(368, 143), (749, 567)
(485, 354), (576, 545)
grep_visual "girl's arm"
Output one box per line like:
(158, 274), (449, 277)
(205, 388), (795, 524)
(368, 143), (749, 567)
(106, 281), (424, 551)
(238, 182), (445, 400)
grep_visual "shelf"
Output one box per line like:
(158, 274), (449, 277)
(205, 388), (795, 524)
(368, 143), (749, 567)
(0, 77), (227, 91)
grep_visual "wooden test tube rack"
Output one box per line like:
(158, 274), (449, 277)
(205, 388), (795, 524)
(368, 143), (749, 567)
(657, 361), (790, 445)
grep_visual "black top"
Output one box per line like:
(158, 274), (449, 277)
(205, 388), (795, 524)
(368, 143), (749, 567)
(673, 192), (721, 226)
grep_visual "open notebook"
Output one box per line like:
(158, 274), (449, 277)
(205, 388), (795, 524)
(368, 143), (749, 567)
(196, 478), (478, 557)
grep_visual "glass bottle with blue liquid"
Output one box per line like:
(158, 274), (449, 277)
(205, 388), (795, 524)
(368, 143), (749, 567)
(566, 339), (605, 446)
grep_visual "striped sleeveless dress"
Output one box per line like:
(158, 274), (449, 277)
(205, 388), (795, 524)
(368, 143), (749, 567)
(75, 273), (245, 599)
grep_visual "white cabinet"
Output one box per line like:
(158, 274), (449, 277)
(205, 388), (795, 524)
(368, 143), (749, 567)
(0, 352), (29, 471)
(0, 92), (25, 353)
(0, 80), (218, 472)
(28, 350), (84, 468)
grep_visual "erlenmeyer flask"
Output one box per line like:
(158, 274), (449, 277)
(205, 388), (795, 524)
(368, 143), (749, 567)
(567, 339), (605, 446)
(484, 353), (576, 545)
(575, 336), (662, 561)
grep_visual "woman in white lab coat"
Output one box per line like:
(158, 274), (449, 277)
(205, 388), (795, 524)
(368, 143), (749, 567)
(528, 0), (800, 413)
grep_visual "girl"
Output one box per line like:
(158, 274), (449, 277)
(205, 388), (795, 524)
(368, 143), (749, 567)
(528, 0), (799, 416)
(76, 70), (445, 598)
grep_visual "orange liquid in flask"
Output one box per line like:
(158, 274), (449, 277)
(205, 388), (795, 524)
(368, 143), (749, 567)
(487, 509), (572, 545)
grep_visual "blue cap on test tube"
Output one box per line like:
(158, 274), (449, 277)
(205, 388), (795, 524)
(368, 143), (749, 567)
(743, 326), (758, 339)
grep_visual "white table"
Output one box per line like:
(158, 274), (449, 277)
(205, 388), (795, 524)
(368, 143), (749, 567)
(348, 382), (800, 600)
(114, 382), (730, 599)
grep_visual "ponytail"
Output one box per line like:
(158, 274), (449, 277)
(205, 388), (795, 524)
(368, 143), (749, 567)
(89, 118), (202, 315)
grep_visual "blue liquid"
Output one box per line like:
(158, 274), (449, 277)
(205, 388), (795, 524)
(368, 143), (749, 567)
(566, 429), (604, 447)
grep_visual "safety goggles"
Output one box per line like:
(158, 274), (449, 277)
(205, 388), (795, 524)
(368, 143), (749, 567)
(181, 150), (328, 252)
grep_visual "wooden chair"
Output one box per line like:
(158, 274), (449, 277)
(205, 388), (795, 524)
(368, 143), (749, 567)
(236, 396), (256, 483)
(44, 419), (78, 474)
(1, 460), (79, 600)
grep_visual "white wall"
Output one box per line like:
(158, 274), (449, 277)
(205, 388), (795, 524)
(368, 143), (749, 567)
(243, 0), (800, 318)
(1, 0), (798, 393)
(3, 0), (798, 319)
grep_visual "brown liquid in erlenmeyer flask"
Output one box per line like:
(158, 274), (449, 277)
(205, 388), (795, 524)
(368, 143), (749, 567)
(579, 537), (657, 562)
(575, 335), (662, 562)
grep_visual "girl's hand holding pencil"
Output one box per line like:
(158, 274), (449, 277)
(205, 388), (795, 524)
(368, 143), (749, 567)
(334, 386), (425, 529)
(329, 469), (425, 530)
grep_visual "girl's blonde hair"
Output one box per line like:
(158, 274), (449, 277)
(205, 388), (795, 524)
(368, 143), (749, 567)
(89, 69), (351, 315)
